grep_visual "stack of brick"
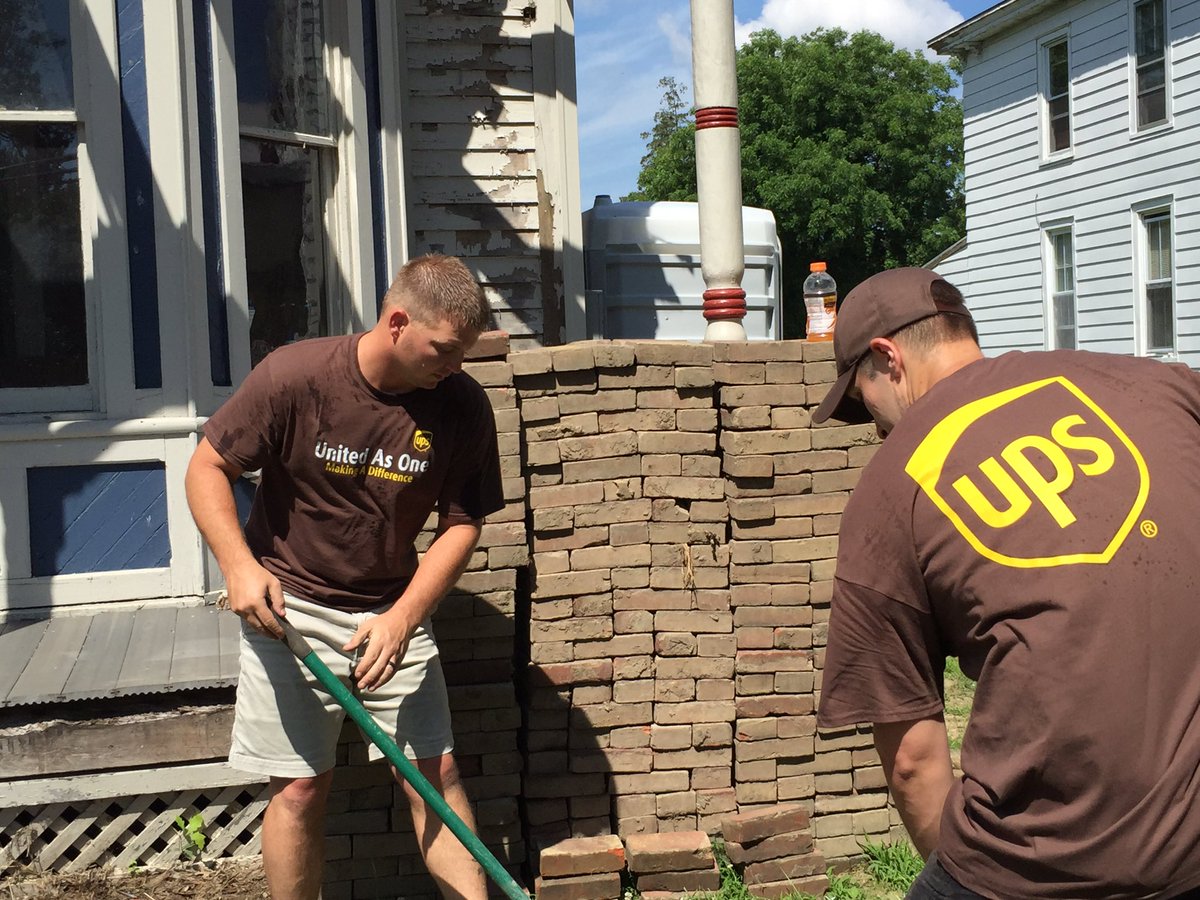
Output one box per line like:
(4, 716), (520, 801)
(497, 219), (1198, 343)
(516, 341), (737, 840)
(625, 831), (720, 898)
(713, 340), (891, 862)
(534, 834), (626, 900)
(720, 803), (828, 898)
(800, 344), (898, 860)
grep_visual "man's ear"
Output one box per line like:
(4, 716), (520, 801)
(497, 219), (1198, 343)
(387, 308), (410, 340)
(868, 336), (905, 382)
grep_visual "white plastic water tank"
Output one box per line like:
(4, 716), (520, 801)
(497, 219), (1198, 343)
(582, 198), (782, 341)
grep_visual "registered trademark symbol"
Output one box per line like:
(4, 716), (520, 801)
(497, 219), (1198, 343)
(1140, 520), (1158, 538)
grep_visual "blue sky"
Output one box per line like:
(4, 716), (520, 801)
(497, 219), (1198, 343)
(574, 0), (998, 207)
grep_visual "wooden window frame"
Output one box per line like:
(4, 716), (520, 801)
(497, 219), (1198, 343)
(1043, 223), (1077, 351)
(1038, 31), (1073, 162)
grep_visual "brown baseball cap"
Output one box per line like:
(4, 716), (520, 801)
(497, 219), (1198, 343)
(812, 267), (973, 425)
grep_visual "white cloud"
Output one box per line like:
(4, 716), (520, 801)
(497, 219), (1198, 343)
(734, 0), (963, 55)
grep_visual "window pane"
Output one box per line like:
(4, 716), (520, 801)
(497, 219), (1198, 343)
(1138, 82), (1166, 127)
(0, 0), (74, 110)
(1050, 109), (1071, 152)
(1147, 283), (1173, 351)
(1049, 42), (1069, 96)
(241, 139), (328, 367)
(1053, 232), (1073, 292)
(1135, 0), (1164, 62)
(234, 0), (329, 136)
(1146, 217), (1171, 280)
(0, 122), (87, 388)
(1056, 324), (1077, 351)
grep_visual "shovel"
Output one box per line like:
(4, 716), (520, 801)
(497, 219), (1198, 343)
(272, 613), (529, 900)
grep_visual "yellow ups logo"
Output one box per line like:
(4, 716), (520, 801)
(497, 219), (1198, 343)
(905, 377), (1149, 568)
(413, 430), (432, 453)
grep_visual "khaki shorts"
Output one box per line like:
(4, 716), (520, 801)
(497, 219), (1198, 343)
(229, 593), (454, 778)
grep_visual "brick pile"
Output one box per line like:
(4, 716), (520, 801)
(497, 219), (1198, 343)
(713, 340), (893, 859)
(625, 831), (720, 898)
(515, 341), (738, 842)
(534, 834), (626, 900)
(721, 803), (828, 898)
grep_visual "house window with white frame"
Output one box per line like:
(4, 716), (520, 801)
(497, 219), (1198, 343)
(233, 0), (336, 368)
(0, 3), (89, 397)
(1134, 0), (1167, 129)
(1047, 228), (1077, 350)
(1141, 210), (1174, 355)
(1045, 37), (1072, 154)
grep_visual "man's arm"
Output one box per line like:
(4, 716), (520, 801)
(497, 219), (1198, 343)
(185, 437), (286, 639)
(872, 716), (954, 860)
(345, 516), (482, 691)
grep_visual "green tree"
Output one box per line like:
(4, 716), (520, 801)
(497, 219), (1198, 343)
(625, 76), (697, 202)
(632, 28), (965, 337)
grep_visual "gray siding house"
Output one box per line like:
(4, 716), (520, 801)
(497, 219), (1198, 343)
(930, 0), (1199, 363)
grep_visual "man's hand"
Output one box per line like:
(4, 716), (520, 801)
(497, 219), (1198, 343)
(226, 559), (287, 640)
(344, 606), (417, 692)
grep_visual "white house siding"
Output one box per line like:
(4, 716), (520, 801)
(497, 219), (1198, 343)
(401, 0), (583, 348)
(953, 0), (1200, 363)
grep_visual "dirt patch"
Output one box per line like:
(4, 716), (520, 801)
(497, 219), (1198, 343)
(3, 859), (268, 899)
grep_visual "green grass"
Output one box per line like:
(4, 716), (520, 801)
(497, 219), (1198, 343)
(660, 838), (923, 900)
(943, 657), (976, 752)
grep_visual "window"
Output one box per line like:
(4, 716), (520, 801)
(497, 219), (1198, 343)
(1140, 210), (1174, 355)
(1046, 228), (1076, 350)
(1134, 0), (1167, 128)
(233, 0), (336, 368)
(0, 2), (88, 400)
(1044, 37), (1072, 155)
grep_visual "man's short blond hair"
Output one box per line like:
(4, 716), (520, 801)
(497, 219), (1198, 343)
(382, 254), (491, 332)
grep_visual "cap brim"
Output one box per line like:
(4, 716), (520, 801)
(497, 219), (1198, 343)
(812, 367), (873, 425)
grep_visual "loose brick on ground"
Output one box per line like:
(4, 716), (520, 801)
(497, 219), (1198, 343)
(635, 861), (721, 892)
(533, 871), (622, 900)
(537, 834), (626, 877)
(624, 831), (714, 874)
(720, 803), (811, 845)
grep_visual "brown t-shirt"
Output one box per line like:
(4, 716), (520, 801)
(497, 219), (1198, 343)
(204, 333), (504, 611)
(818, 350), (1200, 897)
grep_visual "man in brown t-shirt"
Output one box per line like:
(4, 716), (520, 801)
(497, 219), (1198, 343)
(185, 255), (504, 900)
(814, 267), (1200, 898)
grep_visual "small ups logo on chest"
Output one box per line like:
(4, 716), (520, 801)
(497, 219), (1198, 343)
(904, 377), (1149, 567)
(413, 430), (432, 453)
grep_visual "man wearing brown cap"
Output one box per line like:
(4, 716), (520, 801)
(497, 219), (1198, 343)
(814, 268), (1200, 898)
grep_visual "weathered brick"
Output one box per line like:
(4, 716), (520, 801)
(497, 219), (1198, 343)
(560, 431), (639, 461)
(574, 500), (654, 527)
(529, 659), (614, 687)
(637, 431), (717, 455)
(534, 525), (607, 551)
(538, 835), (627, 877)
(720, 429), (811, 455)
(636, 862), (720, 893)
(720, 803), (812, 846)
(534, 871), (621, 900)
(722, 406), (773, 430)
(531, 482), (605, 509)
(654, 701), (735, 725)
(590, 342), (636, 368)
(720, 384), (807, 407)
(744, 875), (829, 899)
(531, 571), (612, 600)
(637, 388), (712, 409)
(712, 342), (804, 362)
(526, 414), (599, 442)
(644, 477), (724, 500)
(675, 367), (715, 388)
(632, 343), (713, 366)
(653, 611), (732, 633)
(774, 449), (848, 474)
(676, 408), (718, 431)
(511, 349), (553, 376)
(559, 389), (637, 415)
(713, 362), (766, 384)
(720, 830), (816, 868)
(625, 831), (714, 874)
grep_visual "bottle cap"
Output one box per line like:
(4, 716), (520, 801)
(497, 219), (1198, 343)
(810, 261), (826, 272)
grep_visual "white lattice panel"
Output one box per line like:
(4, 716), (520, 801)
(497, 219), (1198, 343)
(0, 778), (269, 875)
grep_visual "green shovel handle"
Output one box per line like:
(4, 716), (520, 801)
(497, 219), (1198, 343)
(272, 613), (529, 900)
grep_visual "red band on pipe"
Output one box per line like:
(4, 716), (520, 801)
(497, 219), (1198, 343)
(702, 287), (747, 321)
(695, 106), (739, 130)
